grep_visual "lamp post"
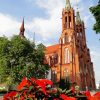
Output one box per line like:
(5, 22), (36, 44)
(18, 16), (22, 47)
(10, 59), (15, 88)
(10, 59), (15, 78)
(26, 63), (31, 78)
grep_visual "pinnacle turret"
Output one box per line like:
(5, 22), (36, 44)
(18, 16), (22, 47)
(76, 11), (81, 25)
(65, 0), (71, 9)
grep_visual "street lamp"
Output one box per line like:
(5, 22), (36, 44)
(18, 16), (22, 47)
(26, 62), (31, 78)
(10, 59), (15, 78)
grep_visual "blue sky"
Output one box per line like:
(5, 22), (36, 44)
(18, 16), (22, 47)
(0, 0), (100, 87)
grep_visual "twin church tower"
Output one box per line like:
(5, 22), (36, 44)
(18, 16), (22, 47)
(45, 0), (96, 90)
(19, 0), (96, 90)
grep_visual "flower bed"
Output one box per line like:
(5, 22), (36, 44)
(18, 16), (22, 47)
(3, 77), (100, 100)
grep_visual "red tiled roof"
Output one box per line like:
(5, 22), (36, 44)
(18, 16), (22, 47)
(45, 44), (59, 54)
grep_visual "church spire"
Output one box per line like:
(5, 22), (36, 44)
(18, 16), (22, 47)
(76, 11), (81, 25)
(65, 0), (71, 9)
(19, 18), (25, 38)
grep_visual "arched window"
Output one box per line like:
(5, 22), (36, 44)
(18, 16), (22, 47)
(65, 34), (68, 43)
(69, 16), (71, 28)
(65, 16), (67, 28)
(50, 55), (55, 66)
(69, 36), (71, 42)
(65, 48), (70, 64)
(62, 37), (65, 44)
(65, 34), (71, 43)
(54, 54), (58, 64)
(59, 38), (62, 44)
(49, 56), (51, 66)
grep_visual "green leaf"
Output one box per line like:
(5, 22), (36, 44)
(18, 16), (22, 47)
(29, 86), (33, 91)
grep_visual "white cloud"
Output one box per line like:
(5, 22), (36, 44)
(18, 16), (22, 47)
(26, 0), (64, 40)
(26, 0), (95, 40)
(0, 0), (94, 40)
(0, 13), (20, 37)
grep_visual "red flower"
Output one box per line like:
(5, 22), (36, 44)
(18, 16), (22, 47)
(93, 92), (100, 100)
(36, 79), (46, 94)
(35, 79), (53, 95)
(36, 79), (46, 87)
(84, 91), (91, 100)
(17, 77), (30, 91)
(60, 94), (76, 100)
(94, 92), (100, 97)
(3, 91), (17, 100)
(38, 79), (53, 85)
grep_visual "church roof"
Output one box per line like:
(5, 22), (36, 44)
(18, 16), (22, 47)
(45, 44), (59, 54)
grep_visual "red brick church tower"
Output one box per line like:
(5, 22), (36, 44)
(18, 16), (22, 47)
(45, 0), (96, 90)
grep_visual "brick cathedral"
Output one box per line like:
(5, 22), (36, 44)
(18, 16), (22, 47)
(45, 0), (96, 90)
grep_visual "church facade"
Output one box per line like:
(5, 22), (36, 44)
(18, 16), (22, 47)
(45, 0), (96, 90)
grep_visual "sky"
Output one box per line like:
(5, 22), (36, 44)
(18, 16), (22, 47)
(0, 0), (100, 87)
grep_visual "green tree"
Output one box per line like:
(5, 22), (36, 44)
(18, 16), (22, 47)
(0, 35), (49, 85)
(0, 37), (11, 83)
(90, 0), (100, 33)
(35, 43), (49, 78)
(9, 35), (34, 67)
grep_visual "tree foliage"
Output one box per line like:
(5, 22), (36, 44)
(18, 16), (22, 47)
(0, 37), (11, 83)
(90, 0), (100, 33)
(0, 35), (49, 85)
